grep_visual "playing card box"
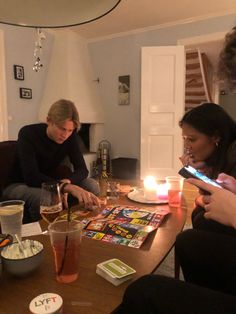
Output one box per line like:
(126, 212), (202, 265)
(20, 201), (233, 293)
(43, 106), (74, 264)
(96, 258), (136, 286)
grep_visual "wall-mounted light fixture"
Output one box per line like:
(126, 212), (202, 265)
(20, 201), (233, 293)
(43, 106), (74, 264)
(0, 0), (121, 71)
(0, 0), (121, 28)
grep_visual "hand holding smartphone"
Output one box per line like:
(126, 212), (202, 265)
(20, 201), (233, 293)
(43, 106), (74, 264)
(178, 165), (222, 188)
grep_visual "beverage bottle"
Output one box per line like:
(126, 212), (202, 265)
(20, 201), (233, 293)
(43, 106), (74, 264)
(96, 148), (102, 178)
(100, 149), (108, 198)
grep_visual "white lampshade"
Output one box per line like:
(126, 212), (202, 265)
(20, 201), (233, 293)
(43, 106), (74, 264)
(0, 0), (121, 28)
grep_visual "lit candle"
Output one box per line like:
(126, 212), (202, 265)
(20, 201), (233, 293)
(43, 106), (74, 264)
(143, 176), (158, 201)
(157, 183), (168, 201)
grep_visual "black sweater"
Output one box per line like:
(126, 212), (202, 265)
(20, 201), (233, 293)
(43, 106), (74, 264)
(10, 123), (88, 187)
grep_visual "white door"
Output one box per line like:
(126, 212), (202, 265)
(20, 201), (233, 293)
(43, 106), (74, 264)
(141, 46), (185, 179)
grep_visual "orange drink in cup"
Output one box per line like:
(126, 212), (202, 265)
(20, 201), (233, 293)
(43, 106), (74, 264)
(48, 220), (82, 283)
(165, 176), (183, 207)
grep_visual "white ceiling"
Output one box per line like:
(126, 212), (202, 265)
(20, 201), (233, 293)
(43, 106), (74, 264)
(72, 0), (236, 40)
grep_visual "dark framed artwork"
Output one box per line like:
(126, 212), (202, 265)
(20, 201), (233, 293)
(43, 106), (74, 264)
(13, 65), (24, 80)
(19, 87), (32, 99)
(118, 75), (130, 105)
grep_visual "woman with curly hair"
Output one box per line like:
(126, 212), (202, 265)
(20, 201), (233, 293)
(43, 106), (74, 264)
(218, 26), (236, 90)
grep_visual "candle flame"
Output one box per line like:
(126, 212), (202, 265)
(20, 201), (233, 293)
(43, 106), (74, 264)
(144, 176), (157, 190)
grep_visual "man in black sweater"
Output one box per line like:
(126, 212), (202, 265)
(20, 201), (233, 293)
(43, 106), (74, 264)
(3, 99), (100, 222)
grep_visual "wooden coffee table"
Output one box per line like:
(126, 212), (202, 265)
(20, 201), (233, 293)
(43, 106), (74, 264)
(0, 192), (187, 314)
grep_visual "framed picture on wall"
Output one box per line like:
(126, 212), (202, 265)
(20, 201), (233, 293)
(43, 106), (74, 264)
(19, 87), (32, 99)
(118, 75), (130, 105)
(13, 65), (24, 80)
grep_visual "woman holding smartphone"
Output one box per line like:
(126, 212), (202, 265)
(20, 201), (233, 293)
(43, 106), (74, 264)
(114, 177), (236, 314)
(179, 102), (236, 179)
(113, 25), (236, 314)
(179, 102), (236, 233)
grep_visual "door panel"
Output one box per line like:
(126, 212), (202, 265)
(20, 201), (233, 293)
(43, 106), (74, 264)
(141, 46), (185, 179)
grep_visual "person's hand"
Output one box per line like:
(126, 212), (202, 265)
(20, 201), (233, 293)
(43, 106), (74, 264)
(64, 184), (100, 209)
(194, 194), (205, 207)
(60, 178), (71, 210)
(179, 151), (194, 167)
(186, 178), (236, 228)
(179, 151), (206, 171)
(216, 173), (236, 194)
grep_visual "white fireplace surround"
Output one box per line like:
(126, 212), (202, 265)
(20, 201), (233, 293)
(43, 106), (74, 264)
(84, 123), (104, 176)
(38, 30), (105, 175)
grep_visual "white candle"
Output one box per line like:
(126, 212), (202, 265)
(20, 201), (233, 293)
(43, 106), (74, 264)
(144, 176), (158, 201)
(157, 183), (168, 201)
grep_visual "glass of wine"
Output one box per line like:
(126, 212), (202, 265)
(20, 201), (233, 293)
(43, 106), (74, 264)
(40, 182), (63, 224)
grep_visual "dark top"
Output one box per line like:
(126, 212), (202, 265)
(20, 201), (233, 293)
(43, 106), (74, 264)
(9, 123), (88, 187)
(192, 140), (236, 233)
(205, 140), (236, 179)
(224, 141), (236, 178)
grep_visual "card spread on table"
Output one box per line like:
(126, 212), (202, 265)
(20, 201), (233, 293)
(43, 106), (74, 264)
(82, 205), (169, 248)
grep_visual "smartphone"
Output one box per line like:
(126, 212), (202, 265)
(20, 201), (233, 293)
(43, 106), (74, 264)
(178, 165), (222, 188)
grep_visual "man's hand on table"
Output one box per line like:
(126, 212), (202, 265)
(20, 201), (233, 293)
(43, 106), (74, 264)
(63, 183), (101, 210)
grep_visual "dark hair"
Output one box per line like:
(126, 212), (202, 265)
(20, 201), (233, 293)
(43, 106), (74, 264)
(218, 27), (236, 90)
(179, 102), (236, 177)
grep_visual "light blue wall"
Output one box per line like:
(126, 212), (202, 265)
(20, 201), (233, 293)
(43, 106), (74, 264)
(88, 14), (236, 162)
(2, 13), (236, 155)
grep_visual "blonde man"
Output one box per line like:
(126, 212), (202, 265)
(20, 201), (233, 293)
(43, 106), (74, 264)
(3, 99), (100, 222)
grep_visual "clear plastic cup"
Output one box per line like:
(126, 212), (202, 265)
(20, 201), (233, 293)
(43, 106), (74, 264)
(0, 200), (24, 241)
(165, 176), (183, 207)
(48, 220), (82, 283)
(106, 181), (120, 200)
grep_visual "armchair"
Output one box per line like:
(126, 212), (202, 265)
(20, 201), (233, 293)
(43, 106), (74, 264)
(0, 141), (17, 198)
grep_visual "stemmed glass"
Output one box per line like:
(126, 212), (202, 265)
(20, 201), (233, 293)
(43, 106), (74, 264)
(40, 182), (63, 224)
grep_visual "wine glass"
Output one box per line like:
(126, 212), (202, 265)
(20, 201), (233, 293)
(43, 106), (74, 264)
(40, 182), (63, 224)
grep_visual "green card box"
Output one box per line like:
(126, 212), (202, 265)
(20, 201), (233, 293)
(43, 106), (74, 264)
(96, 258), (136, 286)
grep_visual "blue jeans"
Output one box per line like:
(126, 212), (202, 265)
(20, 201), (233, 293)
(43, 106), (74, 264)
(2, 178), (100, 223)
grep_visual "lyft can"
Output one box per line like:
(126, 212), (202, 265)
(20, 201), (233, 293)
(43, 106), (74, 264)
(29, 293), (63, 314)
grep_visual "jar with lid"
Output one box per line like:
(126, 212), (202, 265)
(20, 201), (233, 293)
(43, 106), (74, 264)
(29, 293), (63, 314)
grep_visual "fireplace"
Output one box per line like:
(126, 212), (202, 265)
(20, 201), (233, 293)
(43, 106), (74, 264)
(78, 123), (91, 153)
(78, 123), (105, 176)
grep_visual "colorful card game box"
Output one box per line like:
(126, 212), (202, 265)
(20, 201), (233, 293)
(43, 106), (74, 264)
(96, 258), (136, 286)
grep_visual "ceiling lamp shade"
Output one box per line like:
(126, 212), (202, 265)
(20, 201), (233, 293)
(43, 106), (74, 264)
(0, 0), (121, 28)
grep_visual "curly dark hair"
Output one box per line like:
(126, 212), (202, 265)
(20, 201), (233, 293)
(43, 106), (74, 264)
(218, 26), (236, 89)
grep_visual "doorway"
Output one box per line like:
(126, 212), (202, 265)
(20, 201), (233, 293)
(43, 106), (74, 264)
(178, 31), (226, 104)
(178, 31), (236, 120)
